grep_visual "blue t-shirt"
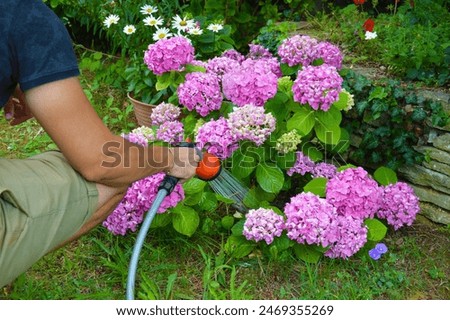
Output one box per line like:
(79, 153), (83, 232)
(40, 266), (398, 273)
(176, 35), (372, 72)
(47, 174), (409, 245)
(0, 0), (79, 107)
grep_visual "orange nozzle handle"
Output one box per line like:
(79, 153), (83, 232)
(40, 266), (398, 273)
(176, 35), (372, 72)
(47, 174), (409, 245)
(196, 152), (221, 181)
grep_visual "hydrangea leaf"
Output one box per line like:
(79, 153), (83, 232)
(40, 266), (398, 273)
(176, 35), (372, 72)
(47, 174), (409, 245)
(172, 205), (200, 237)
(256, 163), (284, 194)
(182, 178), (207, 194)
(225, 235), (256, 259)
(332, 91), (349, 110)
(365, 218), (388, 242)
(314, 111), (341, 145)
(374, 166), (398, 186)
(293, 243), (323, 263)
(150, 213), (172, 229)
(303, 177), (328, 197)
(286, 107), (315, 136)
(199, 191), (218, 212)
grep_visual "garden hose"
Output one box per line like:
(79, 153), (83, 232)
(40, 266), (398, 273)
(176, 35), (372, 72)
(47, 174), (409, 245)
(126, 146), (221, 300)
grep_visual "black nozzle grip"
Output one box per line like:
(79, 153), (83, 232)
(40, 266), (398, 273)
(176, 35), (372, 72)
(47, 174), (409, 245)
(158, 175), (179, 194)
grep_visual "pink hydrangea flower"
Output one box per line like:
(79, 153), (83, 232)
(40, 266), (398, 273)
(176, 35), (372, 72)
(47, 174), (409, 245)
(277, 35), (319, 67)
(377, 182), (420, 230)
(324, 215), (368, 259)
(292, 64), (343, 111)
(150, 102), (181, 125)
(221, 49), (245, 63)
(284, 192), (339, 247)
(222, 58), (278, 107)
(195, 117), (238, 159)
(227, 104), (276, 146)
(206, 56), (240, 81)
(177, 72), (223, 117)
(312, 162), (337, 179)
(315, 41), (343, 70)
(247, 44), (273, 59)
(326, 167), (383, 220)
(144, 36), (195, 75)
(243, 208), (285, 245)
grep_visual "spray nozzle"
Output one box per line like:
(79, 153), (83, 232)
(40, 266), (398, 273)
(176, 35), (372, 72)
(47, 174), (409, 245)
(196, 152), (221, 181)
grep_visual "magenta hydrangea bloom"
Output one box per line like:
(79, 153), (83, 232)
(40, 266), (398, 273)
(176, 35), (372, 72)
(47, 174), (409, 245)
(150, 102), (181, 125)
(227, 104), (276, 146)
(206, 56), (240, 81)
(312, 162), (337, 179)
(195, 117), (238, 159)
(292, 64), (343, 111)
(324, 215), (368, 259)
(326, 167), (383, 220)
(143, 36), (195, 75)
(377, 182), (420, 230)
(222, 58), (278, 107)
(103, 129), (184, 235)
(247, 43), (273, 60)
(221, 49), (245, 63)
(156, 120), (184, 144)
(177, 72), (223, 117)
(287, 151), (316, 176)
(277, 35), (319, 67)
(315, 41), (343, 70)
(243, 208), (285, 245)
(284, 192), (339, 247)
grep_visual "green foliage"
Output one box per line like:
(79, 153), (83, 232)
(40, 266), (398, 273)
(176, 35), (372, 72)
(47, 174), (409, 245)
(342, 69), (449, 170)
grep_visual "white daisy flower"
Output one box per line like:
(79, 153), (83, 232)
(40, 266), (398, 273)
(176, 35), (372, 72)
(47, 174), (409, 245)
(188, 26), (203, 35)
(207, 23), (223, 33)
(153, 27), (173, 41)
(143, 15), (163, 27)
(365, 31), (378, 40)
(123, 25), (136, 35)
(140, 5), (158, 15)
(171, 15), (195, 32)
(103, 14), (120, 28)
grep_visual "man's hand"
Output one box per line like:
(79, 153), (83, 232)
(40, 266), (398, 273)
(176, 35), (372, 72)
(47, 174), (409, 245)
(4, 85), (34, 125)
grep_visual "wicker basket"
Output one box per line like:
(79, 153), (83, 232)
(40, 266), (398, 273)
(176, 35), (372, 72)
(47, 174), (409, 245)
(127, 92), (155, 127)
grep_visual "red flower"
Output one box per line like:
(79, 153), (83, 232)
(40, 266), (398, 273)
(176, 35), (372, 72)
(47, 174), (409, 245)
(363, 18), (375, 32)
(353, 0), (365, 5)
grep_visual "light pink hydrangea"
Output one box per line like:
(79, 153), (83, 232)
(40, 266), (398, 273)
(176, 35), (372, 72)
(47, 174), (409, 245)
(284, 192), (339, 247)
(206, 56), (240, 80)
(195, 117), (238, 159)
(243, 208), (285, 245)
(377, 182), (420, 230)
(150, 102), (181, 125)
(277, 35), (319, 67)
(292, 64), (343, 111)
(227, 104), (276, 146)
(222, 58), (278, 107)
(324, 215), (368, 259)
(326, 167), (383, 220)
(156, 120), (184, 144)
(143, 36), (195, 75)
(177, 71), (223, 116)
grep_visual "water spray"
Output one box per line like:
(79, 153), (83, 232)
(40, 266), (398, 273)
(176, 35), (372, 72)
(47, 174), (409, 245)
(126, 145), (250, 300)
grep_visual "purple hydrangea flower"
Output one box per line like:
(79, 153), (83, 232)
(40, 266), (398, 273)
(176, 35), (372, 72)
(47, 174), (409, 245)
(377, 182), (420, 230)
(206, 56), (241, 81)
(227, 104), (276, 146)
(284, 192), (339, 247)
(292, 64), (343, 111)
(326, 167), (383, 220)
(369, 243), (388, 260)
(287, 151), (316, 176)
(195, 117), (238, 159)
(277, 35), (319, 67)
(177, 71), (223, 117)
(312, 162), (337, 179)
(247, 43), (273, 60)
(156, 120), (184, 144)
(144, 36), (195, 75)
(150, 102), (181, 125)
(243, 208), (285, 245)
(222, 58), (278, 107)
(324, 215), (368, 259)
(221, 49), (245, 63)
(315, 41), (343, 70)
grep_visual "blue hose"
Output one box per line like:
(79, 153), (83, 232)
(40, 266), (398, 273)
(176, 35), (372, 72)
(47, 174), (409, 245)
(126, 189), (167, 300)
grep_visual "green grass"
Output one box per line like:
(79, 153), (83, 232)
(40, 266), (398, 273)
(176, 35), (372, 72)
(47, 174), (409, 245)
(1, 55), (449, 301)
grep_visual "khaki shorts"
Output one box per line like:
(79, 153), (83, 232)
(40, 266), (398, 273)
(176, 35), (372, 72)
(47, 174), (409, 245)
(0, 151), (98, 287)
